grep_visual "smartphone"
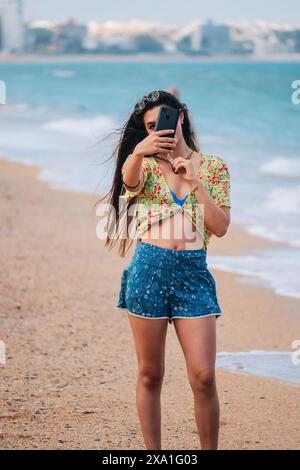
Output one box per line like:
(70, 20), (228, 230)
(154, 106), (179, 141)
(144, 106), (179, 158)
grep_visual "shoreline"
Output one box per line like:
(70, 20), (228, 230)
(1, 156), (300, 449)
(1, 52), (300, 64)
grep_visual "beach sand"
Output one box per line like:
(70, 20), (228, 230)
(0, 157), (300, 450)
(1, 53), (300, 63)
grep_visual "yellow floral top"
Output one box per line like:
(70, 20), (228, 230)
(119, 153), (231, 250)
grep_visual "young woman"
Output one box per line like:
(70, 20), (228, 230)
(97, 90), (231, 450)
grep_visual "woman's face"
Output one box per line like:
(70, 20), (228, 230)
(143, 106), (183, 139)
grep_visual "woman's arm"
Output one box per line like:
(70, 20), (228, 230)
(171, 155), (231, 238)
(190, 178), (230, 237)
(122, 150), (146, 194)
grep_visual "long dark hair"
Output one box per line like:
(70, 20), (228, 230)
(93, 90), (200, 257)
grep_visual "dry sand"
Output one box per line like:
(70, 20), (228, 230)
(0, 157), (300, 450)
(1, 53), (300, 64)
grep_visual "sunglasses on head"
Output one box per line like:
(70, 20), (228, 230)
(134, 90), (160, 114)
(133, 90), (188, 116)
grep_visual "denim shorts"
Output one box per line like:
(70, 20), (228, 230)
(115, 241), (223, 324)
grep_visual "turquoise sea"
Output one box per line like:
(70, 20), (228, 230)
(0, 60), (300, 299)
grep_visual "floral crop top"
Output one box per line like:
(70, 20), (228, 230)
(119, 153), (231, 250)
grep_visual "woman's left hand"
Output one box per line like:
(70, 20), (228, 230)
(171, 156), (198, 183)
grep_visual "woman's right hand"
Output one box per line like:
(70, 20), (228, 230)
(134, 129), (177, 157)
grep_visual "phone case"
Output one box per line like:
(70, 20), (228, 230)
(154, 106), (180, 139)
(144, 106), (179, 158)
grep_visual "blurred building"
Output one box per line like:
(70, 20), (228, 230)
(201, 20), (231, 55)
(25, 19), (87, 54)
(0, 0), (24, 53)
(229, 21), (299, 56)
(56, 19), (87, 53)
(190, 24), (202, 52)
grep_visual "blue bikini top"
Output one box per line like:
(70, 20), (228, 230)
(170, 189), (189, 206)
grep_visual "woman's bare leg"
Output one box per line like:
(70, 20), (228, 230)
(128, 313), (169, 450)
(173, 316), (219, 450)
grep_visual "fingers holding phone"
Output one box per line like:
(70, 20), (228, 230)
(135, 129), (177, 157)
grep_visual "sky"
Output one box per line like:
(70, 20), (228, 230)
(24, 0), (300, 25)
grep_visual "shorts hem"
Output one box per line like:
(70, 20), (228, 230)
(171, 312), (223, 320)
(127, 310), (170, 320)
(115, 306), (222, 321)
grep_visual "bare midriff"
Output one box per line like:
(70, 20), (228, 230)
(140, 210), (204, 251)
(139, 153), (205, 251)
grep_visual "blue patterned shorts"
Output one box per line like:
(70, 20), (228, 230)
(115, 241), (223, 324)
